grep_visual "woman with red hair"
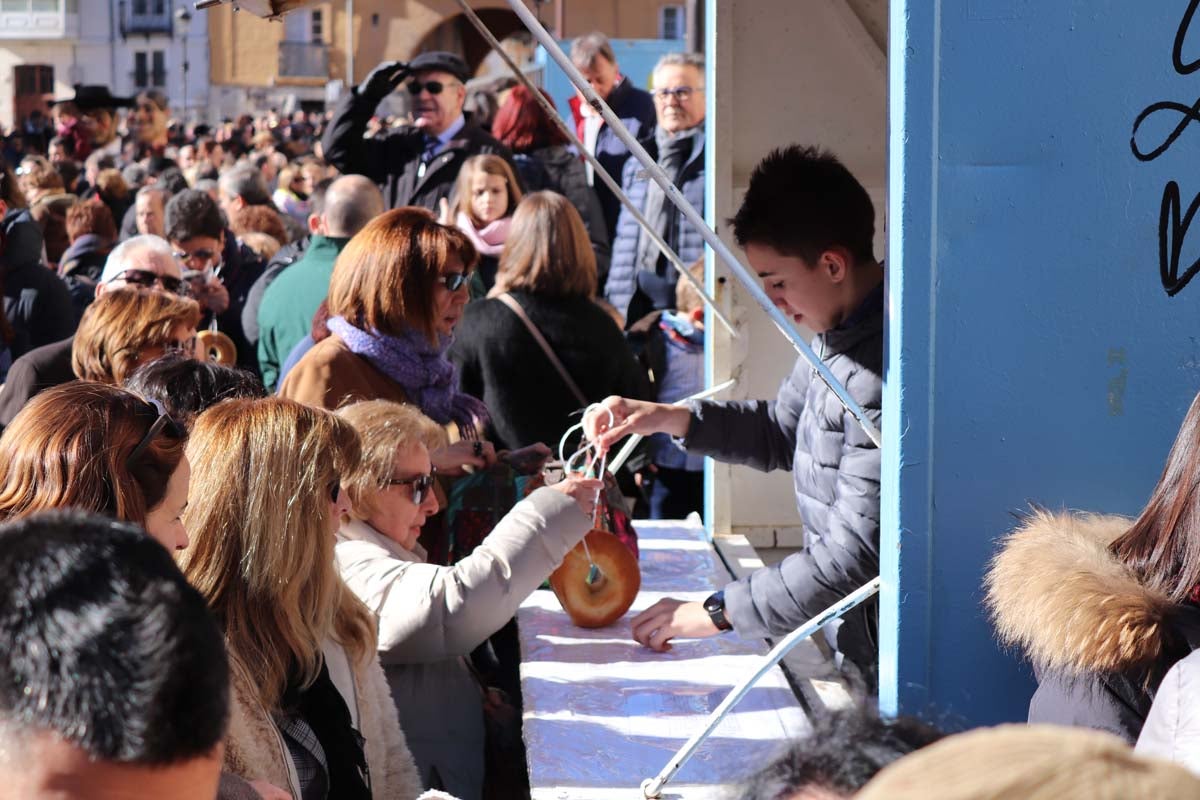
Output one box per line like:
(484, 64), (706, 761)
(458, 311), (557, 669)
(491, 85), (611, 282)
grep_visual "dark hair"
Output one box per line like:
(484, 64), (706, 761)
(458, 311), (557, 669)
(737, 709), (943, 799)
(144, 155), (179, 177)
(156, 167), (189, 197)
(1112, 391), (1200, 604)
(731, 145), (876, 266)
(165, 188), (224, 242)
(0, 510), (229, 764)
(48, 135), (76, 157)
(124, 353), (266, 427)
(54, 159), (81, 192)
(493, 84), (569, 153)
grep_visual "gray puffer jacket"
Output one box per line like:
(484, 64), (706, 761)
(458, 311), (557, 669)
(683, 283), (883, 668)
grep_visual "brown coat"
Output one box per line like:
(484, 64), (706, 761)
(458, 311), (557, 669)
(278, 334), (409, 411)
(223, 642), (424, 799)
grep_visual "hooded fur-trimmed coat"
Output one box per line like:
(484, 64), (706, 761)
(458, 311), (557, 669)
(985, 510), (1200, 743)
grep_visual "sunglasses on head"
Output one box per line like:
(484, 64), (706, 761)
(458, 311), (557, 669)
(407, 80), (455, 96)
(436, 271), (470, 293)
(113, 269), (188, 296)
(126, 400), (186, 470)
(389, 470), (436, 505)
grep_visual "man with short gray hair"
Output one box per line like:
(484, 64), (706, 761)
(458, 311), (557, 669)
(255, 174), (385, 389)
(568, 31), (657, 241)
(605, 52), (707, 324)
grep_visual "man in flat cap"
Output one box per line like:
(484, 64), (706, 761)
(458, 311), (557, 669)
(323, 51), (516, 211)
(50, 85), (132, 162)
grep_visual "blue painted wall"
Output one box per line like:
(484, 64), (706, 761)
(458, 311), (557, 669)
(883, 2), (1200, 725)
(536, 38), (684, 125)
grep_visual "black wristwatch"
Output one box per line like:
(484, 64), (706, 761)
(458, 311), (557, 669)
(703, 590), (732, 632)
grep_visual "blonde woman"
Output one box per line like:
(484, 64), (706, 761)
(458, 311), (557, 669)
(71, 285), (201, 385)
(178, 397), (423, 800)
(334, 399), (600, 800)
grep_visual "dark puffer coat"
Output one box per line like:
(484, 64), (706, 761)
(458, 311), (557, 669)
(604, 128), (706, 324)
(512, 145), (611, 287)
(986, 510), (1200, 743)
(683, 284), (883, 670)
(1, 208), (77, 370)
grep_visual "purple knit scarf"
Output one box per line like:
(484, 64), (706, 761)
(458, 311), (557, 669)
(327, 316), (489, 438)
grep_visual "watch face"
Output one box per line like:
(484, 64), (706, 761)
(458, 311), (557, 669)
(704, 592), (724, 612)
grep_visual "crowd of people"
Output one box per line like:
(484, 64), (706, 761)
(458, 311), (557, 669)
(3, 26), (1200, 800)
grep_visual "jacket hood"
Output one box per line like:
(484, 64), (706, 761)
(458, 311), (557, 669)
(2, 208), (44, 275)
(985, 509), (1175, 678)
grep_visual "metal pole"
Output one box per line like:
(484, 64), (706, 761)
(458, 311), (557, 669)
(498, 0), (882, 448)
(452, 0), (737, 338)
(641, 577), (883, 799)
(345, 0), (355, 87)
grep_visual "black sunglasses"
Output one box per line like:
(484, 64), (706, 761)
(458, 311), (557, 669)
(113, 268), (188, 296)
(173, 248), (220, 265)
(407, 80), (454, 96)
(389, 470), (436, 505)
(436, 272), (470, 293)
(329, 476), (342, 504)
(127, 401), (186, 470)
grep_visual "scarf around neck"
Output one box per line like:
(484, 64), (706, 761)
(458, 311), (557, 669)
(327, 316), (489, 438)
(456, 211), (511, 257)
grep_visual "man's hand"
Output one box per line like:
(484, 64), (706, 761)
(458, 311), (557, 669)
(431, 439), (497, 476)
(358, 61), (410, 103)
(631, 598), (721, 652)
(583, 396), (692, 452)
(499, 442), (552, 474)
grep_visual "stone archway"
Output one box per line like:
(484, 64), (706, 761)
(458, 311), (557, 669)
(413, 9), (525, 76)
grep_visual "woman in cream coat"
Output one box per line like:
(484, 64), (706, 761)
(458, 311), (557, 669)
(334, 399), (601, 800)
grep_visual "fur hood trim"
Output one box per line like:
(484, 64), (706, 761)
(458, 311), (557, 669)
(985, 509), (1175, 677)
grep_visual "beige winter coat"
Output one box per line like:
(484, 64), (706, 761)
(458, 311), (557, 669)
(222, 639), (424, 799)
(335, 486), (591, 800)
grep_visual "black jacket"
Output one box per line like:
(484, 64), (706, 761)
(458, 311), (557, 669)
(986, 510), (1200, 743)
(212, 231), (267, 376)
(449, 290), (650, 452)
(241, 236), (309, 350)
(0, 336), (74, 431)
(512, 145), (611, 288)
(2, 209), (77, 366)
(322, 91), (514, 212)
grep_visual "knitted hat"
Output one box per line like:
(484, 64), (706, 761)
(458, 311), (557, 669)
(856, 724), (1200, 800)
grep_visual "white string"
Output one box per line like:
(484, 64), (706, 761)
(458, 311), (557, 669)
(556, 405), (616, 583)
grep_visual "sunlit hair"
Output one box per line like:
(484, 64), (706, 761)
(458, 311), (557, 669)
(177, 397), (375, 710)
(336, 400), (448, 521)
(1112, 390), (1200, 604)
(492, 84), (570, 153)
(494, 191), (597, 298)
(450, 154), (523, 226)
(0, 381), (186, 528)
(326, 206), (478, 344)
(71, 286), (201, 385)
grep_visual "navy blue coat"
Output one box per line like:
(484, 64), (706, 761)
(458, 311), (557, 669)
(604, 128), (706, 324)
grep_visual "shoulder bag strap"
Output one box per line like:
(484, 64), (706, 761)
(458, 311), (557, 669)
(495, 292), (588, 407)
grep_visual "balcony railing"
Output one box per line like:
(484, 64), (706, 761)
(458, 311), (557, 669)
(279, 41), (329, 79)
(119, 0), (171, 36)
(0, 0), (79, 39)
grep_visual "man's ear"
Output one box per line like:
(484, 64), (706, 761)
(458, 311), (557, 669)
(823, 248), (850, 284)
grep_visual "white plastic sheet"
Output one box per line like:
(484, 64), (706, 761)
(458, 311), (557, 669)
(518, 519), (810, 799)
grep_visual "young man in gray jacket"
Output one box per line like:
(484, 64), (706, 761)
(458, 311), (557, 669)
(586, 145), (884, 681)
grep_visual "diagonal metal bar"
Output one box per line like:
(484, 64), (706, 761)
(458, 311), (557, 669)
(497, 0), (882, 447)
(453, 0), (737, 337)
(641, 577), (882, 798)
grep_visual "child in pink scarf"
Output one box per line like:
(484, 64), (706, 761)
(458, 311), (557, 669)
(449, 154), (523, 298)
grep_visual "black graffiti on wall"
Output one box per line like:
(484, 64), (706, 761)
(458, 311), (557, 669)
(1130, 0), (1200, 296)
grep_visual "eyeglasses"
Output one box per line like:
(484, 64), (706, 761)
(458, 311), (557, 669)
(173, 248), (219, 266)
(650, 86), (703, 103)
(329, 476), (342, 504)
(436, 272), (470, 293)
(111, 269), (188, 296)
(407, 80), (457, 96)
(388, 471), (436, 505)
(126, 400), (185, 470)
(165, 335), (197, 355)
